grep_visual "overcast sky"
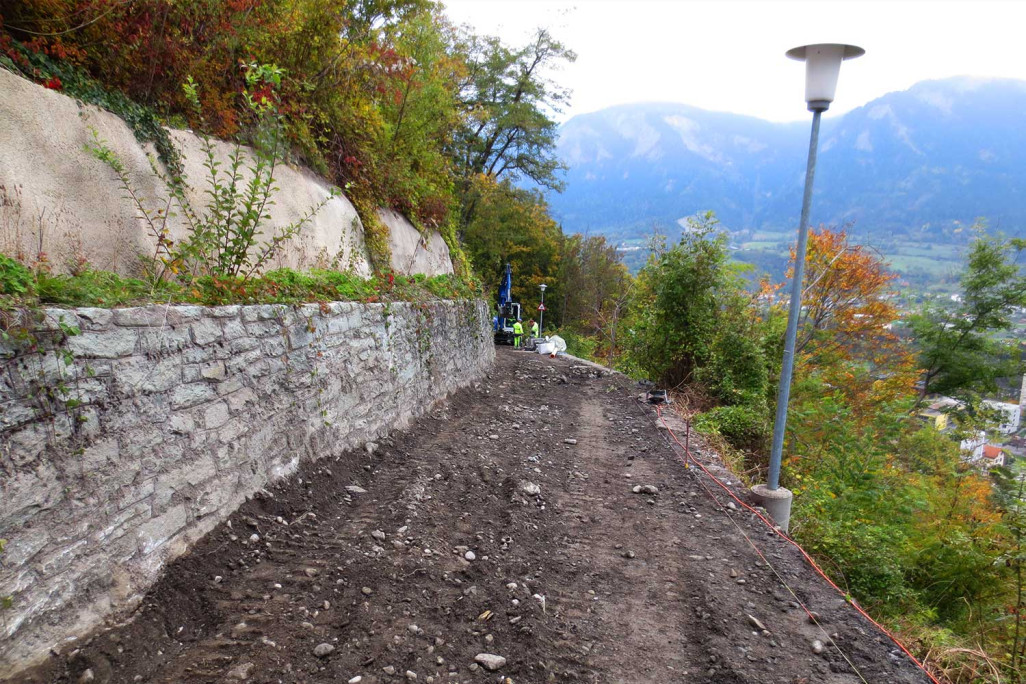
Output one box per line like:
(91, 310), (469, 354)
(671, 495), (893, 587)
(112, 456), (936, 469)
(442, 0), (1026, 122)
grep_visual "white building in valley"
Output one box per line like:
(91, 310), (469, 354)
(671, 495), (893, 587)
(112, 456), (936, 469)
(982, 400), (1021, 435)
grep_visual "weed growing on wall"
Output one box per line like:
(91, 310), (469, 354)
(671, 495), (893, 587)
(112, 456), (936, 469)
(0, 538), (10, 619)
(88, 64), (337, 284)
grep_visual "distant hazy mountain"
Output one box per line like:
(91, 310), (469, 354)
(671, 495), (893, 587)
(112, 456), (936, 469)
(550, 77), (1026, 244)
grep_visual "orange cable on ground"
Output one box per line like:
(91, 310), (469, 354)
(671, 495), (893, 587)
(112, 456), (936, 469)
(654, 404), (943, 684)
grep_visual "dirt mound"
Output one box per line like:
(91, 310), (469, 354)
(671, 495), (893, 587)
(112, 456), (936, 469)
(22, 348), (929, 684)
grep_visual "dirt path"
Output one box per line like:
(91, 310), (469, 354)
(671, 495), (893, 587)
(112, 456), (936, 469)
(26, 348), (930, 684)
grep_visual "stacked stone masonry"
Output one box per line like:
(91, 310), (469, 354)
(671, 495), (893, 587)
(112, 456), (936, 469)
(0, 299), (494, 675)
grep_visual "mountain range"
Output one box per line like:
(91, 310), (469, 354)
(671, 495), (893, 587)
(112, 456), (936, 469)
(549, 77), (1026, 262)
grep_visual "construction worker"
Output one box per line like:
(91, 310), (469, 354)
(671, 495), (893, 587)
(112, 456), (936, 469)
(512, 319), (523, 348)
(529, 319), (539, 338)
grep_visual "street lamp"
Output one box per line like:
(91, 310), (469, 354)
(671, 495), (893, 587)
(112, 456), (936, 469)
(751, 43), (864, 533)
(538, 283), (547, 336)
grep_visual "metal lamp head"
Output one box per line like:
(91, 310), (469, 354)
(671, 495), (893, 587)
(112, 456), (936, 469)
(539, 284), (547, 292)
(786, 43), (864, 112)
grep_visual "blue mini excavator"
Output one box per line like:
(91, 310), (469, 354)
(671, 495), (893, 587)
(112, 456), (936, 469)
(494, 263), (522, 345)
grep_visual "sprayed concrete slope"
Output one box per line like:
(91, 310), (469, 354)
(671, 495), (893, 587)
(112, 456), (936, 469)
(0, 69), (452, 277)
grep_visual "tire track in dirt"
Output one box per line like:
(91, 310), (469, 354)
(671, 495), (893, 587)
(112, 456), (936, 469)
(545, 382), (701, 682)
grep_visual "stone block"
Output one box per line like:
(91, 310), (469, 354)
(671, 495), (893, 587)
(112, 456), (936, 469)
(228, 335), (261, 354)
(94, 501), (150, 544)
(245, 319), (283, 338)
(76, 308), (113, 330)
(169, 306), (204, 322)
(38, 309), (82, 333)
(137, 505), (188, 555)
(81, 438), (118, 472)
(134, 327), (192, 355)
(203, 401), (230, 430)
(169, 382), (216, 410)
(66, 327), (138, 359)
(241, 304), (286, 323)
(193, 476), (236, 518)
(205, 305), (240, 318)
(224, 386), (258, 412)
(115, 356), (182, 393)
(222, 319), (247, 341)
(168, 413), (196, 435)
(114, 306), (172, 327)
(181, 346), (216, 364)
(226, 348), (264, 375)
(4, 422), (49, 467)
(190, 318), (223, 346)
(0, 523), (51, 566)
(262, 337), (288, 357)
(0, 461), (63, 524)
(183, 360), (226, 383)
(0, 400), (37, 431)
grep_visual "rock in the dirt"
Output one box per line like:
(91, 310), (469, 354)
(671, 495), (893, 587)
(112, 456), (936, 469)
(371, 530), (387, 541)
(248, 533), (260, 543)
(475, 653), (507, 671)
(314, 643), (335, 658)
(304, 567), (319, 577)
(227, 662), (255, 680)
(382, 666), (397, 675)
(365, 441), (378, 454)
(361, 586), (374, 596)
(464, 550), (476, 561)
(78, 670), (95, 683)
(521, 481), (541, 496)
(348, 677), (363, 684)
(564, 438), (578, 445)
(405, 670), (418, 680)
(747, 615), (767, 632)
(346, 485), (368, 495)
(632, 484), (659, 495)
(622, 550), (636, 559)
(812, 639), (825, 654)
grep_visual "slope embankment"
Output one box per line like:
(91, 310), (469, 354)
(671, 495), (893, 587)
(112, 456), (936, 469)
(19, 348), (931, 684)
(0, 299), (493, 677)
(0, 69), (453, 278)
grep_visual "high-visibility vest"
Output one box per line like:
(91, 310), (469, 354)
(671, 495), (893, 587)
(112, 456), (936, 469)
(513, 322), (523, 335)
(531, 323), (539, 336)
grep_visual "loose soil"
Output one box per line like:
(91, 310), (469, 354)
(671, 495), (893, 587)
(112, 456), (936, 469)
(24, 348), (930, 684)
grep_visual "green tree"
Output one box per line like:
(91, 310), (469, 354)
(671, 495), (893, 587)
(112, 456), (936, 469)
(910, 229), (1026, 401)
(555, 234), (632, 365)
(625, 212), (757, 389)
(451, 28), (575, 229)
(461, 176), (561, 315)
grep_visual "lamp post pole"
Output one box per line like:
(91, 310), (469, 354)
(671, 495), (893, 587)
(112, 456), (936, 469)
(751, 43), (864, 532)
(767, 106), (823, 491)
(539, 283), (547, 335)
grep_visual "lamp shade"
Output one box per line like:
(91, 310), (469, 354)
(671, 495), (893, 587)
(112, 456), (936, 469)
(786, 43), (864, 110)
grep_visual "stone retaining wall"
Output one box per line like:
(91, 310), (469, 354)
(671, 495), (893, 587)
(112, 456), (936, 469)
(0, 299), (493, 676)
